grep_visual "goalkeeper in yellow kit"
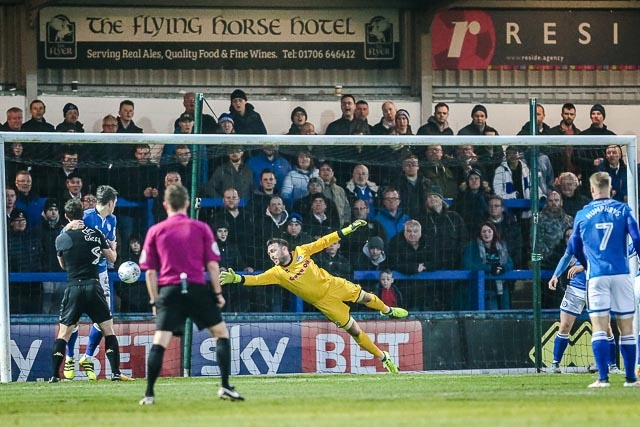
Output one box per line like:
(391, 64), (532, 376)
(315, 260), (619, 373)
(219, 219), (408, 373)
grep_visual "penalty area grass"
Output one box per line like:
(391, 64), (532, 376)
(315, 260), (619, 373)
(1, 373), (639, 427)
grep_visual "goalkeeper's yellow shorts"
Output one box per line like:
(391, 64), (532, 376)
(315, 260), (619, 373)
(313, 278), (362, 328)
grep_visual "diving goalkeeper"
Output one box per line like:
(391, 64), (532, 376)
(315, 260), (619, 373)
(219, 220), (408, 373)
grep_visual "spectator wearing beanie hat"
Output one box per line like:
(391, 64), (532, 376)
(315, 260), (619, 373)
(56, 102), (84, 133)
(281, 212), (314, 247)
(580, 103), (616, 185)
(306, 193), (340, 238)
(457, 104), (501, 183)
(353, 236), (390, 271)
(218, 113), (235, 134)
(174, 112), (194, 135)
(393, 109), (413, 135)
(295, 177), (340, 225)
(582, 103), (616, 135)
(457, 104), (500, 136)
(454, 168), (492, 235)
(229, 88), (267, 134)
(287, 106), (308, 135)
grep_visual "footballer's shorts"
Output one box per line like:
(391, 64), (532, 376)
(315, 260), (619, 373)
(560, 285), (586, 317)
(59, 279), (112, 326)
(155, 283), (223, 335)
(588, 274), (635, 317)
(313, 277), (362, 328)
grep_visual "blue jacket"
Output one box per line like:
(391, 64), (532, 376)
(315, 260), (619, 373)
(246, 152), (291, 192)
(373, 208), (410, 242)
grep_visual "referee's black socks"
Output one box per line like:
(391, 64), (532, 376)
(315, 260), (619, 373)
(146, 344), (165, 397)
(216, 338), (231, 388)
(51, 338), (66, 378)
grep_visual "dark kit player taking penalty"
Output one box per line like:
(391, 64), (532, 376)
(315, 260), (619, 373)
(49, 199), (127, 382)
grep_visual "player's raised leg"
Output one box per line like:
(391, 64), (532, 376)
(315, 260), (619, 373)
(356, 290), (408, 318)
(344, 317), (398, 373)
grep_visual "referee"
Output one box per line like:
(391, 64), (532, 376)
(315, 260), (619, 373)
(139, 184), (243, 405)
(49, 199), (126, 382)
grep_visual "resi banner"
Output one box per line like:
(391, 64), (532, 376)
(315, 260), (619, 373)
(431, 9), (640, 70)
(38, 7), (400, 69)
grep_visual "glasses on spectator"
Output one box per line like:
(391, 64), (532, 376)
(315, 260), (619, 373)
(352, 207), (368, 211)
(403, 162), (419, 167)
(83, 197), (97, 204)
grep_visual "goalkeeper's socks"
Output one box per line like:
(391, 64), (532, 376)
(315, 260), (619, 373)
(553, 333), (570, 364)
(66, 326), (79, 358)
(363, 293), (387, 312)
(353, 330), (383, 359)
(86, 323), (103, 357)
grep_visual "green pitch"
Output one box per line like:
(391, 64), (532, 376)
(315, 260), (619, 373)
(2, 374), (639, 427)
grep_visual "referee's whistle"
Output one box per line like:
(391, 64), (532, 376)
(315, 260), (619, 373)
(180, 272), (188, 294)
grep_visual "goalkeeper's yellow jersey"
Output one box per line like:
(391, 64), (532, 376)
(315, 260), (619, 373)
(242, 231), (342, 305)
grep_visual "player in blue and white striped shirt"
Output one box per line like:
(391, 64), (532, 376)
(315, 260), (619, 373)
(567, 172), (640, 388)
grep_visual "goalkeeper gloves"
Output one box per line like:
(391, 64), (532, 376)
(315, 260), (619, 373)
(219, 268), (242, 285)
(339, 219), (367, 237)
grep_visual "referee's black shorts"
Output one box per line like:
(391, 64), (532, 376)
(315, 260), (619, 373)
(155, 283), (223, 335)
(59, 279), (112, 326)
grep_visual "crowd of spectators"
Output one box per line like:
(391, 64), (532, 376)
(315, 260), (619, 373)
(2, 90), (625, 314)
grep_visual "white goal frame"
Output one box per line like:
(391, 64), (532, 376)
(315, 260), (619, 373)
(0, 131), (636, 382)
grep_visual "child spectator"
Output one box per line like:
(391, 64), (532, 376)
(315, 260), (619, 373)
(374, 269), (403, 308)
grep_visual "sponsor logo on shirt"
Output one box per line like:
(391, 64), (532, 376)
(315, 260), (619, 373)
(289, 259), (310, 281)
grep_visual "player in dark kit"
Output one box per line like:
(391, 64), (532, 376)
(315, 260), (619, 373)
(49, 199), (126, 382)
(139, 184), (243, 405)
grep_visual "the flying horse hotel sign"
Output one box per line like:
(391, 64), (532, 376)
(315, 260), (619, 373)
(38, 7), (401, 69)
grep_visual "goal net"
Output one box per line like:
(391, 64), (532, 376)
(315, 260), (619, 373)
(0, 130), (636, 381)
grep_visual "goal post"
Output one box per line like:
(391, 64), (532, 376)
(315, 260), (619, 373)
(0, 130), (637, 381)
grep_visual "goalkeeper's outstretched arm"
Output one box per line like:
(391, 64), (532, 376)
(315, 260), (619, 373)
(219, 268), (244, 286)
(337, 219), (367, 239)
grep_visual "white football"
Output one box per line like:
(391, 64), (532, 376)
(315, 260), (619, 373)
(118, 261), (141, 284)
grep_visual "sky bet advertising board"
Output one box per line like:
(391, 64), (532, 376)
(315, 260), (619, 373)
(10, 320), (422, 381)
